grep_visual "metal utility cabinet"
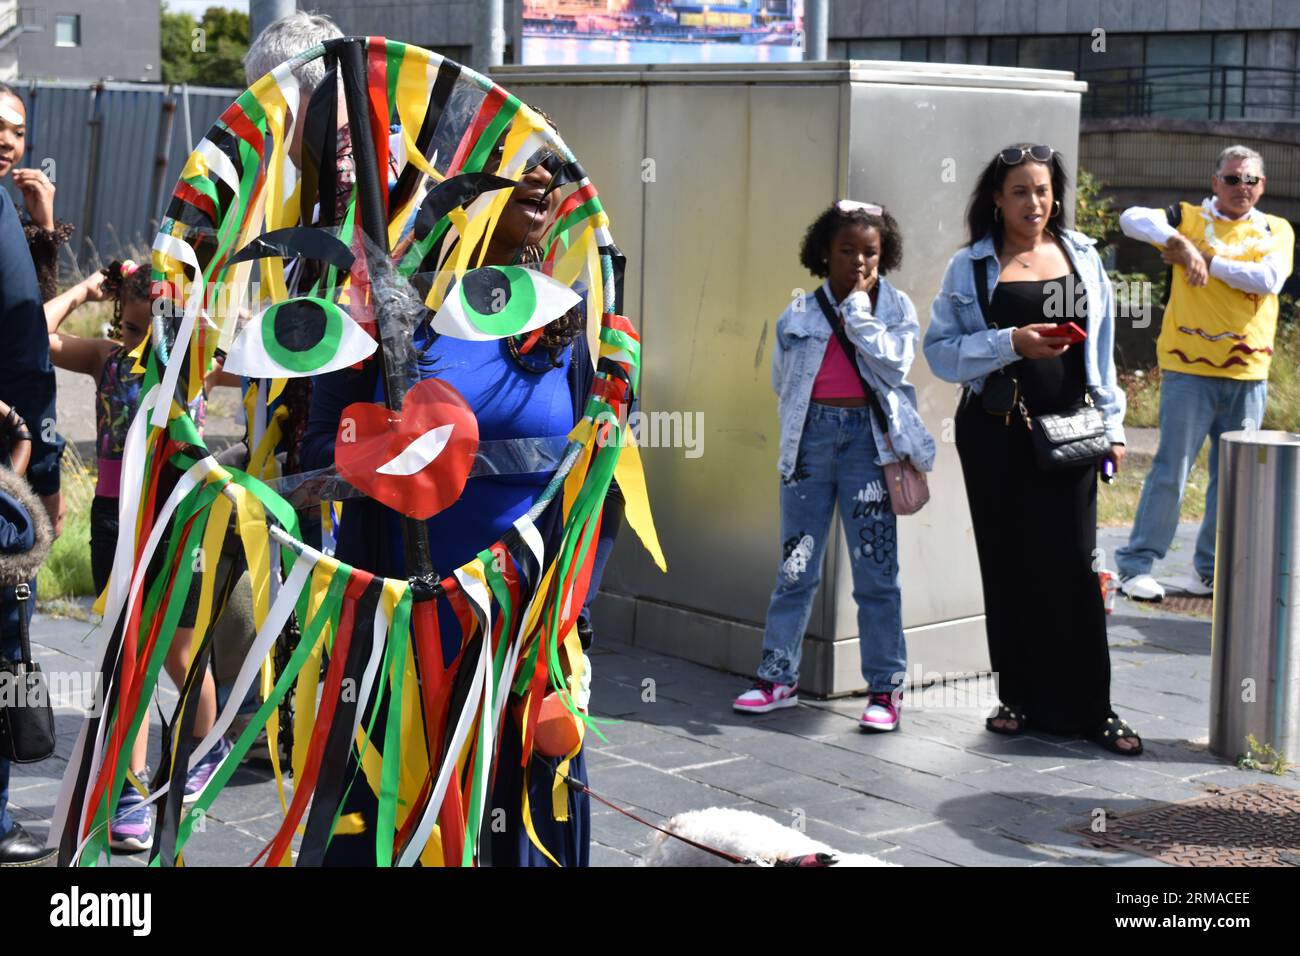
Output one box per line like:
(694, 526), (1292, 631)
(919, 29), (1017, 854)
(499, 60), (1087, 695)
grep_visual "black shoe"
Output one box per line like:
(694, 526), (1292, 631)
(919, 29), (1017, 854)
(0, 822), (57, 866)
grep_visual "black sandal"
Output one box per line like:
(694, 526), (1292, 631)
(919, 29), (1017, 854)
(1088, 714), (1144, 756)
(985, 704), (1027, 736)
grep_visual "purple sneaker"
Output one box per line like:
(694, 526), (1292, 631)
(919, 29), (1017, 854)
(859, 691), (901, 732)
(109, 774), (154, 853)
(184, 736), (233, 805)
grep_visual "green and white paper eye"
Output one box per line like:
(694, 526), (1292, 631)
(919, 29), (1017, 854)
(432, 265), (581, 342)
(224, 296), (377, 378)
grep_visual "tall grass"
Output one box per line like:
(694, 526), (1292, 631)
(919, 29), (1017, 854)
(1121, 316), (1300, 431)
(37, 443), (98, 606)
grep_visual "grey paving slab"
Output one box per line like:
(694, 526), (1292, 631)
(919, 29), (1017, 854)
(589, 808), (659, 857)
(587, 763), (751, 817)
(718, 767), (873, 813)
(873, 845), (958, 867)
(604, 733), (735, 772)
(798, 792), (944, 838)
(882, 820), (1048, 867)
(827, 727), (1011, 777)
(589, 841), (639, 867)
(958, 762), (1110, 798)
(1038, 756), (1191, 796)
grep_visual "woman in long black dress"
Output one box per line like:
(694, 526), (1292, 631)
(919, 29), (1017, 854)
(923, 144), (1142, 755)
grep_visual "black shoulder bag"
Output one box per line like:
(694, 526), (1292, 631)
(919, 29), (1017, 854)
(0, 582), (56, 763)
(972, 260), (1110, 470)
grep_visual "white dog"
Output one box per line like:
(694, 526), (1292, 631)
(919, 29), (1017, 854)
(639, 807), (897, 867)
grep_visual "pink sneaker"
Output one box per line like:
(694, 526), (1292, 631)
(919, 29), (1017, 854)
(733, 679), (798, 714)
(859, 691), (900, 732)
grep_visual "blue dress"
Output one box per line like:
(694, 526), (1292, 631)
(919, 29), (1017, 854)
(302, 326), (616, 867)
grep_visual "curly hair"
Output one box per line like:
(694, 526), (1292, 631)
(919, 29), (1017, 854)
(101, 260), (152, 339)
(799, 204), (903, 278)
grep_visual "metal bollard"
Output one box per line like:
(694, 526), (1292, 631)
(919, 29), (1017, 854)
(1210, 430), (1300, 763)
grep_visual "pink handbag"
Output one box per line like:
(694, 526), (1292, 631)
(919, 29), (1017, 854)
(882, 450), (930, 517)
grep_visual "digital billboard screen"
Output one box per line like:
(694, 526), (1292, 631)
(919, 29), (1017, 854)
(522, 1), (804, 65)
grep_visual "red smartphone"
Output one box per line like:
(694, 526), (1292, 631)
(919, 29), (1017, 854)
(1044, 322), (1087, 345)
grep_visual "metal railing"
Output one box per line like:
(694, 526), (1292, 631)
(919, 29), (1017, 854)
(1079, 64), (1300, 121)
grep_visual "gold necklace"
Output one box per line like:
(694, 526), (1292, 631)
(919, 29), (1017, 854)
(1006, 245), (1035, 268)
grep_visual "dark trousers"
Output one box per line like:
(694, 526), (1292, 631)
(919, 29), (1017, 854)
(955, 395), (1112, 735)
(0, 580), (35, 835)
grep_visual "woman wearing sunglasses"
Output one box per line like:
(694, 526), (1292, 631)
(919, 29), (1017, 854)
(923, 144), (1142, 756)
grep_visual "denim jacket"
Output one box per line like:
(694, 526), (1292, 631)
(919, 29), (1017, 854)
(922, 229), (1127, 444)
(773, 277), (936, 481)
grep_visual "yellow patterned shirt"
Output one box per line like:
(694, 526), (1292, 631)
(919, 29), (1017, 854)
(1156, 200), (1294, 380)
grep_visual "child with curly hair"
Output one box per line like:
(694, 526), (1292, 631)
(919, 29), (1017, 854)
(732, 201), (934, 731)
(45, 259), (226, 852)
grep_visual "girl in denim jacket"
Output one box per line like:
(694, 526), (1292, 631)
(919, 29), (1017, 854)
(733, 202), (934, 731)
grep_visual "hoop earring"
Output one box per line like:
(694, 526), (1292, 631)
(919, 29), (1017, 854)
(993, 206), (1002, 223)
(1050, 200), (1061, 218)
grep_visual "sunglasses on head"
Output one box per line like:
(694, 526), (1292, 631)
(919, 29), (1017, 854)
(998, 145), (1054, 166)
(1220, 173), (1262, 187)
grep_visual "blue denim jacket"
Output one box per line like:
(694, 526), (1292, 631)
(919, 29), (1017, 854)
(773, 277), (935, 480)
(922, 229), (1127, 444)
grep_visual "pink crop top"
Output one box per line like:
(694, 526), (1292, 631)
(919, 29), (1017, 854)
(811, 338), (866, 400)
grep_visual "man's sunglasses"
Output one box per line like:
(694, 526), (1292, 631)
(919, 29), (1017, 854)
(1220, 173), (1262, 187)
(998, 144), (1054, 166)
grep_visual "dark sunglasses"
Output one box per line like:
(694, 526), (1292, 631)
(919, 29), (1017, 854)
(998, 144), (1054, 166)
(489, 143), (565, 176)
(1219, 173), (1262, 187)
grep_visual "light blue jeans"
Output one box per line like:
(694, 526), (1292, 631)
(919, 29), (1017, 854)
(1116, 370), (1268, 583)
(757, 404), (906, 690)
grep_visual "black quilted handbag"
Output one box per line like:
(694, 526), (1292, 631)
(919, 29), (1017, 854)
(1023, 397), (1110, 470)
(0, 583), (55, 763)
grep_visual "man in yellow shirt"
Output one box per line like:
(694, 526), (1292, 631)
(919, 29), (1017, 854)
(1117, 145), (1294, 601)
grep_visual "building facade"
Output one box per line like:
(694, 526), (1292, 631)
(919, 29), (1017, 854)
(827, 1), (1300, 121)
(3, 0), (159, 82)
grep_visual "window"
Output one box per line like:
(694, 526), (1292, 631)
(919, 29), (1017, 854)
(1019, 36), (1081, 72)
(1213, 33), (1246, 119)
(1146, 32), (1215, 118)
(1081, 34), (1144, 118)
(988, 37), (1017, 67)
(55, 14), (80, 47)
(900, 38), (929, 63)
(847, 39), (902, 61)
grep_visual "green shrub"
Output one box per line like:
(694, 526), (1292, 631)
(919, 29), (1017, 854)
(37, 446), (98, 603)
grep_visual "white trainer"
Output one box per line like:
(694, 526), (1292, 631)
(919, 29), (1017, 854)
(1120, 573), (1165, 602)
(1181, 575), (1213, 597)
(733, 680), (798, 714)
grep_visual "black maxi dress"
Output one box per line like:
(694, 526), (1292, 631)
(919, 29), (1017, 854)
(954, 274), (1113, 736)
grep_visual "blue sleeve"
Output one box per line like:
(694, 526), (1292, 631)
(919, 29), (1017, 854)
(301, 364), (375, 473)
(0, 190), (59, 495)
(922, 254), (1018, 386)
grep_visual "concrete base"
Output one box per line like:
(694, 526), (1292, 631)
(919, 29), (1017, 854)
(590, 592), (992, 698)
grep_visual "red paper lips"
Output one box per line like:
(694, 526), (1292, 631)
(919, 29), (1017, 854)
(335, 377), (479, 520)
